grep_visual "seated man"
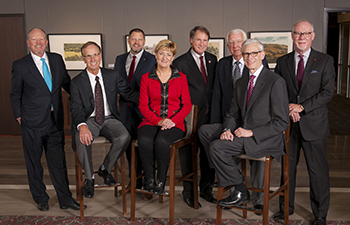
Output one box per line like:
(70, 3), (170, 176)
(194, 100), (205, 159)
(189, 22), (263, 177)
(199, 38), (289, 207)
(70, 41), (138, 198)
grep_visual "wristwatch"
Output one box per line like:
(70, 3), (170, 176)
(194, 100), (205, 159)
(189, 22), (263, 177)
(300, 105), (304, 111)
(222, 128), (231, 132)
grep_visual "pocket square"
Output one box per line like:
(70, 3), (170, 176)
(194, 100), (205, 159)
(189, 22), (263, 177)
(311, 70), (318, 74)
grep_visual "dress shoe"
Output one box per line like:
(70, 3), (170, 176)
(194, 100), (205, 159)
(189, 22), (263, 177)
(144, 178), (155, 192)
(143, 193), (153, 200)
(154, 180), (165, 195)
(98, 166), (116, 186)
(254, 204), (263, 215)
(313, 217), (326, 225)
(183, 197), (202, 208)
(218, 189), (250, 207)
(273, 210), (294, 220)
(200, 192), (217, 203)
(60, 200), (87, 210)
(38, 201), (49, 211)
(82, 179), (95, 198)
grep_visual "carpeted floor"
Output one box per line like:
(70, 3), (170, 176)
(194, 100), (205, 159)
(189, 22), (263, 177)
(0, 216), (349, 225)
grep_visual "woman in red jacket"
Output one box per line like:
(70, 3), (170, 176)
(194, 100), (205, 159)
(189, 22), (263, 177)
(138, 39), (192, 195)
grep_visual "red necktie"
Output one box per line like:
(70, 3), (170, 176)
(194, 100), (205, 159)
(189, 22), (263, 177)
(95, 76), (105, 125)
(128, 55), (136, 83)
(199, 56), (208, 85)
(246, 75), (255, 107)
(297, 55), (304, 88)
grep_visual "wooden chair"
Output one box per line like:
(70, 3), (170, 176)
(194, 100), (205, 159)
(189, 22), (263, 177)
(74, 137), (127, 220)
(216, 121), (291, 225)
(130, 105), (199, 225)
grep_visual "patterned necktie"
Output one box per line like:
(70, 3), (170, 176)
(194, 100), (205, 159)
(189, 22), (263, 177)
(95, 76), (105, 125)
(297, 54), (304, 88)
(233, 61), (241, 87)
(41, 58), (52, 92)
(199, 56), (208, 85)
(246, 75), (256, 107)
(128, 55), (136, 83)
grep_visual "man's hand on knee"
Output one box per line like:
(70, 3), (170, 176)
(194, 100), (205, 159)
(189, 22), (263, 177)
(79, 125), (93, 146)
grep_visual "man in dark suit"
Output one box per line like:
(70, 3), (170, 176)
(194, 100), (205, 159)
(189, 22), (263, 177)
(273, 20), (335, 225)
(209, 28), (269, 213)
(114, 28), (156, 194)
(10, 28), (82, 211)
(205, 38), (289, 207)
(70, 41), (138, 199)
(173, 26), (218, 208)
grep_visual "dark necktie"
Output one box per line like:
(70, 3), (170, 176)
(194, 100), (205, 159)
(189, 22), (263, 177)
(128, 55), (136, 83)
(95, 76), (105, 125)
(199, 56), (208, 85)
(297, 54), (304, 88)
(246, 75), (255, 107)
(41, 58), (52, 92)
(233, 61), (241, 87)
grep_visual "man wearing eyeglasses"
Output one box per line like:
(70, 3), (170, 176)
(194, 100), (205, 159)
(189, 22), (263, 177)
(199, 38), (289, 209)
(208, 29), (269, 214)
(70, 41), (138, 199)
(273, 20), (335, 225)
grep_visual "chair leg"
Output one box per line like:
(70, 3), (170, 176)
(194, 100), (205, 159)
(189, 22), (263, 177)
(169, 145), (177, 225)
(121, 154), (127, 216)
(262, 158), (272, 225)
(75, 150), (84, 220)
(241, 159), (247, 219)
(283, 154), (290, 225)
(192, 141), (199, 209)
(130, 142), (137, 221)
(216, 186), (223, 225)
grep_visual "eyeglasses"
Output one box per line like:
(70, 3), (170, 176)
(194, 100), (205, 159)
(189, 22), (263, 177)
(292, 31), (313, 38)
(242, 51), (261, 58)
(227, 40), (243, 45)
(83, 52), (100, 60)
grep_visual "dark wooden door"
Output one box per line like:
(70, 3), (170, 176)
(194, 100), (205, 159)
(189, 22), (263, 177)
(0, 15), (25, 135)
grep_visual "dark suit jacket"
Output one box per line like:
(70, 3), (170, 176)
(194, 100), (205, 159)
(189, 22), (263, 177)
(173, 49), (217, 127)
(210, 56), (269, 123)
(69, 68), (138, 129)
(10, 52), (70, 131)
(224, 67), (289, 162)
(275, 48), (335, 141)
(114, 50), (156, 136)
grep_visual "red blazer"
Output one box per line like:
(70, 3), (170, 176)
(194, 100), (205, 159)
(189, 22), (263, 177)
(139, 66), (192, 132)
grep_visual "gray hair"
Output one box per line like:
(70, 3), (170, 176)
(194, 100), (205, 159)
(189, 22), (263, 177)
(241, 38), (264, 52)
(292, 19), (314, 32)
(27, 27), (47, 40)
(226, 29), (247, 43)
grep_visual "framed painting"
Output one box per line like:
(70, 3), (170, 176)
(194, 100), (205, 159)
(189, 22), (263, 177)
(207, 38), (225, 59)
(250, 31), (293, 68)
(125, 34), (169, 54)
(48, 33), (103, 70)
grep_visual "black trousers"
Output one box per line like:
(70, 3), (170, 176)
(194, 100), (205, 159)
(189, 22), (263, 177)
(21, 112), (73, 206)
(279, 122), (330, 218)
(138, 125), (184, 182)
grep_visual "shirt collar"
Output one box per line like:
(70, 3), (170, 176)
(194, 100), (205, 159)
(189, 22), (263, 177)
(129, 49), (144, 59)
(249, 64), (264, 77)
(31, 51), (48, 62)
(190, 48), (204, 58)
(294, 48), (311, 60)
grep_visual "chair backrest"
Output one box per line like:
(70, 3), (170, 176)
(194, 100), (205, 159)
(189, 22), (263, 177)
(184, 105), (198, 139)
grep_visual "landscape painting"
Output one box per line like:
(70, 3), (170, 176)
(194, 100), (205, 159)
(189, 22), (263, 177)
(250, 31), (293, 68)
(64, 43), (83, 61)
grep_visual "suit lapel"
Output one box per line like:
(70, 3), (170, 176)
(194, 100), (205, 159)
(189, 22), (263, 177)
(224, 57), (233, 90)
(24, 54), (51, 92)
(286, 52), (298, 91)
(81, 70), (95, 107)
(134, 51), (147, 78)
(47, 53), (58, 92)
(300, 49), (317, 92)
(245, 68), (267, 113)
(186, 51), (206, 85)
(240, 73), (249, 116)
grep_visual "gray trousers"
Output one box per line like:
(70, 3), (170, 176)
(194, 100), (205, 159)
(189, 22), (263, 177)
(199, 123), (264, 206)
(75, 116), (130, 179)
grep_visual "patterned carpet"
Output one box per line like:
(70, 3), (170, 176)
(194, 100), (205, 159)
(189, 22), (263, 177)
(0, 216), (349, 225)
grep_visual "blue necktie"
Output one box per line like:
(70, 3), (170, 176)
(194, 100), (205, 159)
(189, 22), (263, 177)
(41, 58), (52, 92)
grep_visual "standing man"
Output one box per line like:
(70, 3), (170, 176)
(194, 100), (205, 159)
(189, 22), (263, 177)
(70, 41), (138, 199)
(208, 38), (289, 208)
(206, 29), (269, 213)
(274, 20), (335, 225)
(173, 26), (217, 208)
(10, 28), (82, 211)
(114, 28), (156, 194)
